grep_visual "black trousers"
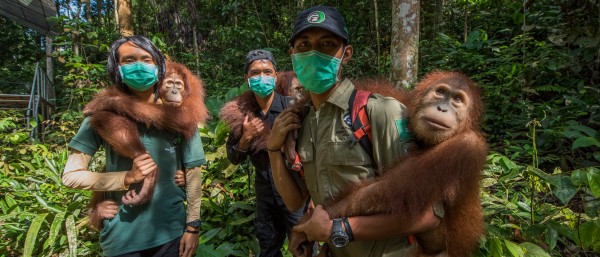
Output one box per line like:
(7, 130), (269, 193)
(111, 236), (181, 257)
(254, 190), (303, 257)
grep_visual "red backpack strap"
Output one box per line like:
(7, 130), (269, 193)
(349, 89), (373, 157)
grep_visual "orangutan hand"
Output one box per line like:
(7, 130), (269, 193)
(96, 199), (118, 219)
(268, 108), (301, 151)
(174, 170), (185, 186)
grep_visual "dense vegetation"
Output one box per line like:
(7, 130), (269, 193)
(0, 0), (598, 256)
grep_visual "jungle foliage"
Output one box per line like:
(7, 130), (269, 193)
(0, 0), (599, 256)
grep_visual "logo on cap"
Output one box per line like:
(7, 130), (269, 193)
(307, 11), (326, 23)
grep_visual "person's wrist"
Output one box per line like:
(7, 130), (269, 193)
(124, 171), (134, 186)
(267, 146), (281, 152)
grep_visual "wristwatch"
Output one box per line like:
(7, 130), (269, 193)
(330, 218), (350, 248)
(186, 219), (202, 229)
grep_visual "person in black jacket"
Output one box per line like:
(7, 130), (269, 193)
(220, 49), (304, 257)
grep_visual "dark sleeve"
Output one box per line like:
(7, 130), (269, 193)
(68, 117), (103, 155)
(226, 133), (249, 165)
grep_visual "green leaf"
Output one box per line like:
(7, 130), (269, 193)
(504, 239), (524, 257)
(196, 244), (221, 257)
(499, 156), (518, 172)
(34, 194), (62, 213)
(489, 237), (504, 257)
(200, 228), (222, 244)
(23, 212), (48, 257)
(564, 123), (598, 137)
(571, 169), (589, 186)
(572, 137), (600, 149)
(588, 168), (600, 197)
(544, 228), (558, 250)
(229, 213), (254, 225)
(594, 152), (600, 162)
(43, 211), (66, 250)
(65, 214), (77, 257)
(552, 175), (578, 204)
(520, 242), (551, 257)
(579, 221), (600, 248)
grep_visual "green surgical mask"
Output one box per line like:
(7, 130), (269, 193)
(291, 49), (343, 94)
(119, 62), (158, 91)
(248, 75), (275, 98)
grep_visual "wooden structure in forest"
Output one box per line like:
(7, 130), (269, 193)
(0, 0), (57, 139)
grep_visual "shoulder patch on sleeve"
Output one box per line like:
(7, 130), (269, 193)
(395, 119), (414, 139)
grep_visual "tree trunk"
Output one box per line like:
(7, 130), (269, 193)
(374, 0), (381, 74)
(97, 0), (103, 27)
(84, 0), (91, 21)
(463, 1), (468, 43)
(435, 0), (443, 29)
(117, 0), (134, 36)
(46, 36), (53, 83)
(391, 0), (420, 88)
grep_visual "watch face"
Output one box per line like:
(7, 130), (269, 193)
(331, 234), (349, 247)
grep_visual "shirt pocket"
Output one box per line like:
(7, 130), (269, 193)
(297, 136), (316, 194)
(325, 141), (373, 166)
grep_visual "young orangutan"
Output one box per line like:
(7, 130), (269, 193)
(289, 71), (487, 257)
(83, 61), (208, 230)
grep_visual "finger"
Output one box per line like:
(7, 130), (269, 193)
(134, 153), (152, 162)
(137, 157), (156, 169)
(244, 115), (249, 124)
(292, 223), (306, 233)
(140, 163), (157, 175)
(179, 238), (185, 257)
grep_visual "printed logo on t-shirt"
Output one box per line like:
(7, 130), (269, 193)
(164, 146), (176, 154)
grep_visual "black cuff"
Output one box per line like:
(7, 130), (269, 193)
(184, 229), (200, 234)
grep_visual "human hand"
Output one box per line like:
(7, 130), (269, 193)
(96, 199), (118, 219)
(267, 108), (301, 151)
(292, 205), (332, 242)
(179, 229), (199, 257)
(124, 153), (157, 185)
(174, 170), (186, 186)
(289, 209), (314, 257)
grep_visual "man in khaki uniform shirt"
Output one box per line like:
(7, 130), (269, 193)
(267, 5), (442, 257)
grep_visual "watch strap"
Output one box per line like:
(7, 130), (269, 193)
(186, 219), (202, 228)
(341, 217), (354, 242)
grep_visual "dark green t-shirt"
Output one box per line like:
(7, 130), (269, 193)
(69, 117), (206, 256)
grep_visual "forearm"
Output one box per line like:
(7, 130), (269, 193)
(62, 151), (129, 191)
(349, 208), (440, 241)
(269, 150), (307, 211)
(226, 137), (249, 165)
(185, 166), (202, 222)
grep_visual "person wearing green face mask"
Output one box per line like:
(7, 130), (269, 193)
(62, 36), (205, 257)
(220, 49), (304, 257)
(267, 6), (442, 257)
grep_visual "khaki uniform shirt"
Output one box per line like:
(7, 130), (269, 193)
(297, 79), (415, 257)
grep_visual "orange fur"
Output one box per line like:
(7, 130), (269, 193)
(290, 72), (487, 257)
(84, 61), (206, 230)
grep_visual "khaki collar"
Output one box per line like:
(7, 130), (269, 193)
(302, 78), (355, 113)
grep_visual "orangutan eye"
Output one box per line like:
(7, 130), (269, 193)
(435, 88), (445, 96)
(453, 95), (463, 103)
